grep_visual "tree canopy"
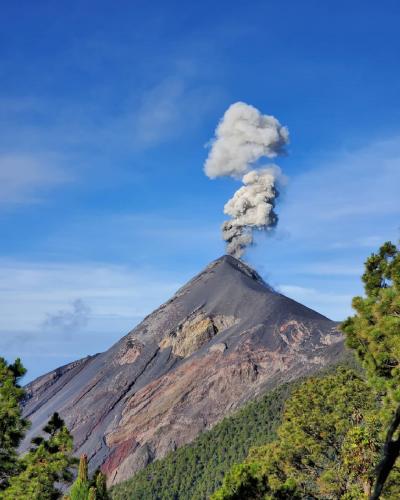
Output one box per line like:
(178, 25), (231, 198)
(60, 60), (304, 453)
(2, 411), (75, 499)
(0, 357), (92, 499)
(110, 382), (294, 499)
(212, 241), (400, 500)
(211, 367), (399, 499)
(0, 357), (30, 490)
(67, 454), (109, 500)
(342, 241), (400, 498)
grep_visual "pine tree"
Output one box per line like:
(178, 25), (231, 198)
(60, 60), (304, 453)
(211, 368), (396, 499)
(69, 454), (91, 500)
(88, 487), (96, 500)
(94, 471), (109, 500)
(68, 456), (109, 500)
(78, 454), (89, 483)
(2, 412), (75, 499)
(342, 241), (400, 498)
(0, 357), (30, 489)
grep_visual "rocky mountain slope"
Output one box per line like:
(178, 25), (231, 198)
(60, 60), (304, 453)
(22, 255), (344, 486)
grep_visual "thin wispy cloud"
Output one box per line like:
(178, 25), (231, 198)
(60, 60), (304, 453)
(250, 135), (400, 321)
(131, 75), (222, 147)
(280, 137), (400, 238)
(41, 211), (222, 265)
(0, 259), (183, 381)
(0, 153), (71, 206)
(277, 284), (354, 320)
(295, 262), (363, 277)
(249, 135), (400, 263)
(0, 259), (182, 332)
(328, 235), (385, 250)
(132, 77), (187, 146)
(43, 298), (91, 333)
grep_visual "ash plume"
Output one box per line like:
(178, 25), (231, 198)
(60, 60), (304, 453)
(204, 101), (288, 179)
(222, 167), (282, 258)
(204, 102), (289, 257)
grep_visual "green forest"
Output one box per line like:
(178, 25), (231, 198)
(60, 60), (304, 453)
(110, 381), (294, 499)
(109, 361), (359, 500)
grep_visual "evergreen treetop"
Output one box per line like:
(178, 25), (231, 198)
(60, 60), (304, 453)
(0, 357), (30, 490)
(342, 241), (400, 498)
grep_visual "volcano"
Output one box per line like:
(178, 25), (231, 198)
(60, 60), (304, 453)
(22, 255), (344, 485)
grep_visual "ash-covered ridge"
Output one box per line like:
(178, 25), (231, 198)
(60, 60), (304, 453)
(22, 255), (344, 486)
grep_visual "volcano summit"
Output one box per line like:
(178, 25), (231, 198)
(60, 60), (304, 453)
(22, 255), (344, 485)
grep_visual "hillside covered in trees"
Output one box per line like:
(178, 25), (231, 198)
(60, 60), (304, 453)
(110, 382), (295, 499)
(111, 356), (357, 500)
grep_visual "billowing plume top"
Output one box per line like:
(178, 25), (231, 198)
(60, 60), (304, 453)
(204, 101), (289, 179)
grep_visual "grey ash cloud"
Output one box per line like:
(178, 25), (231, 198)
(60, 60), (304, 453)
(43, 299), (91, 333)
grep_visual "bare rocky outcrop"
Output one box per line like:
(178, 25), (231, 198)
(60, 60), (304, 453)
(22, 255), (345, 486)
(159, 311), (238, 358)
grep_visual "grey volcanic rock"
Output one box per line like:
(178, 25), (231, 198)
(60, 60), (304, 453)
(22, 255), (344, 485)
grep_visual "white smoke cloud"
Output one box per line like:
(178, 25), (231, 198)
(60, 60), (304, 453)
(204, 101), (288, 179)
(204, 102), (289, 258)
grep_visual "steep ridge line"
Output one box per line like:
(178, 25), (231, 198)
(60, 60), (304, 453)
(23, 355), (97, 418)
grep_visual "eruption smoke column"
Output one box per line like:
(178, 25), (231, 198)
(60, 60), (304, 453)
(222, 167), (282, 258)
(204, 102), (289, 258)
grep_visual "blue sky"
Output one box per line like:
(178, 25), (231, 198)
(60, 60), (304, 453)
(1, 0), (400, 381)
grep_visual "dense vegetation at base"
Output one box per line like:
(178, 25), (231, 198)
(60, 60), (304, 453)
(212, 367), (400, 499)
(110, 382), (295, 500)
(111, 351), (359, 500)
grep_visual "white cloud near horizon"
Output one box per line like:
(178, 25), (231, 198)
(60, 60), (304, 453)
(0, 259), (181, 332)
(0, 259), (183, 381)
